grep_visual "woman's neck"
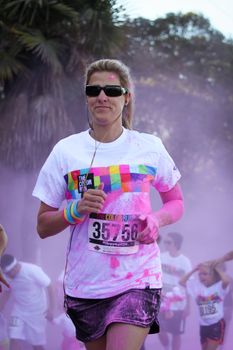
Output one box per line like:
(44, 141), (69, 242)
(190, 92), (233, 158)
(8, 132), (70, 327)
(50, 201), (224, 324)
(90, 124), (124, 143)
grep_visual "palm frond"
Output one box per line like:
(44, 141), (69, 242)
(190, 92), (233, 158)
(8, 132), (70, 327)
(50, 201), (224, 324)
(0, 51), (25, 80)
(14, 28), (63, 73)
(51, 2), (79, 21)
(1, 0), (78, 28)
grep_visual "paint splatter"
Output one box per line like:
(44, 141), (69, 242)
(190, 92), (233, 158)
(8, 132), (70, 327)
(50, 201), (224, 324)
(125, 272), (133, 279)
(110, 256), (120, 269)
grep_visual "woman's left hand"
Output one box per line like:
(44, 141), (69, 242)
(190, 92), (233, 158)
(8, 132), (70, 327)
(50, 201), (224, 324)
(136, 214), (160, 244)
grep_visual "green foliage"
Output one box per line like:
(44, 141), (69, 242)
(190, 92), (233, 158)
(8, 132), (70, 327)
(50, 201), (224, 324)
(119, 13), (233, 191)
(0, 0), (124, 83)
(0, 50), (25, 81)
(0, 5), (232, 179)
(0, 0), (125, 170)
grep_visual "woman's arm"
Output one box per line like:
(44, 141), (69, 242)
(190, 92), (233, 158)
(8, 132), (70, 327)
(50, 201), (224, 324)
(137, 182), (184, 244)
(37, 185), (107, 238)
(156, 182), (184, 227)
(36, 202), (69, 238)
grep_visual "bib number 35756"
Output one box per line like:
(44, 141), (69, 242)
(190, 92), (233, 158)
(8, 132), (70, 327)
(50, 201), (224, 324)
(88, 215), (141, 255)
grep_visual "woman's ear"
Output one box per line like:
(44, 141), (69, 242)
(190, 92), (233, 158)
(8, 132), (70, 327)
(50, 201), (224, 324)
(124, 92), (131, 106)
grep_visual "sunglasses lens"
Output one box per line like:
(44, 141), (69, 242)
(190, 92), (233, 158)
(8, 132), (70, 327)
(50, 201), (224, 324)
(86, 85), (127, 97)
(85, 86), (100, 97)
(104, 86), (122, 97)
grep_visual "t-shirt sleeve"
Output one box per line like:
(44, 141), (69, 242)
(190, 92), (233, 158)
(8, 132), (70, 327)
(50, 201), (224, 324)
(32, 143), (66, 208)
(152, 138), (181, 192)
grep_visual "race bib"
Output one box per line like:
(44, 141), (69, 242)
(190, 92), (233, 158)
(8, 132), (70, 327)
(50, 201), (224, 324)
(88, 213), (142, 255)
(199, 301), (217, 317)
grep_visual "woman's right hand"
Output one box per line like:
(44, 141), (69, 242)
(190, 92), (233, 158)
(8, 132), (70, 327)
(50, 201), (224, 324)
(37, 184), (106, 238)
(77, 184), (106, 215)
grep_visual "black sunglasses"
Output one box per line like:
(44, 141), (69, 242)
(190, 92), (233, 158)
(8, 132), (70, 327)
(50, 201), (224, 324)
(86, 85), (128, 97)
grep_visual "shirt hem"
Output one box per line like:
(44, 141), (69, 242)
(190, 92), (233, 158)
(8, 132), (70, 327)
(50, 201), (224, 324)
(65, 283), (163, 299)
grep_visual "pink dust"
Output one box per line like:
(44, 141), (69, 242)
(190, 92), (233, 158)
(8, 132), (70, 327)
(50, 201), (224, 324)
(125, 272), (133, 279)
(107, 74), (118, 81)
(110, 256), (120, 269)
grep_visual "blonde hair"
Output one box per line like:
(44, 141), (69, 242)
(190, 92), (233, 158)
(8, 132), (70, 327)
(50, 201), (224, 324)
(85, 59), (134, 129)
(199, 263), (221, 283)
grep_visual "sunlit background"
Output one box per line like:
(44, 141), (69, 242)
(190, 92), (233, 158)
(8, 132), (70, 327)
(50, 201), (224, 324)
(117, 0), (233, 38)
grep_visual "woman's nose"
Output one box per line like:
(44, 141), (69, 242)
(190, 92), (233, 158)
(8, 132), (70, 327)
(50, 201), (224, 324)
(97, 90), (108, 100)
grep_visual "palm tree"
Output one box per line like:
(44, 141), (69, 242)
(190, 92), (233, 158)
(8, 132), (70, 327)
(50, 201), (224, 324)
(0, 0), (124, 170)
(0, 0), (125, 263)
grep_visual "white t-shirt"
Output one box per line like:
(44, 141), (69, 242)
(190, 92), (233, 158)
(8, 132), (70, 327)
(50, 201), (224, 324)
(6, 262), (51, 323)
(187, 279), (228, 326)
(33, 128), (181, 298)
(160, 252), (192, 311)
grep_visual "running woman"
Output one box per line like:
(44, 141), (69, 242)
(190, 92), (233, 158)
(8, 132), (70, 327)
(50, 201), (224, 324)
(33, 58), (184, 350)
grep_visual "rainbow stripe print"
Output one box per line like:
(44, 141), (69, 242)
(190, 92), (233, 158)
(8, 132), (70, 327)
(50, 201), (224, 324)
(64, 164), (157, 200)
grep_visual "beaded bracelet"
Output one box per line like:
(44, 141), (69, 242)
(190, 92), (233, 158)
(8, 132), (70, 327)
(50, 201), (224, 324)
(63, 200), (85, 225)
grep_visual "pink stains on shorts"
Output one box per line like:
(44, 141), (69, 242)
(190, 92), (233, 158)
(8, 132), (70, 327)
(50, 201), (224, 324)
(110, 256), (120, 269)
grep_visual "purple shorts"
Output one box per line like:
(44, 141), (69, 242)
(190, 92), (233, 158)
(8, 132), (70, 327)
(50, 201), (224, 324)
(65, 288), (161, 342)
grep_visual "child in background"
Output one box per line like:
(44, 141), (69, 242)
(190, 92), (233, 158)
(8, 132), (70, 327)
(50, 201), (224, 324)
(204, 251), (233, 350)
(180, 263), (231, 350)
(52, 270), (85, 350)
(158, 232), (192, 350)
